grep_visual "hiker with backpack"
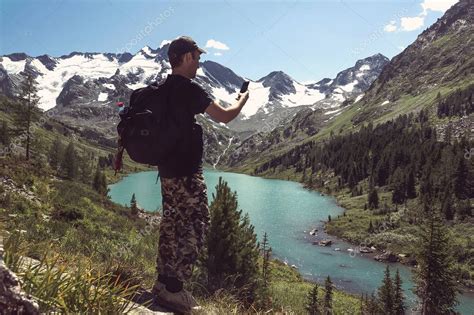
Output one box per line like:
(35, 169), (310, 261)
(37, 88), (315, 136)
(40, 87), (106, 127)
(116, 36), (249, 313)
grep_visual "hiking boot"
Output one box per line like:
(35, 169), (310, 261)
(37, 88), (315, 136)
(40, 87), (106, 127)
(153, 283), (201, 314)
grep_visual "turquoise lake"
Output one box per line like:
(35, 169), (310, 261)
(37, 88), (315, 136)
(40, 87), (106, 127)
(109, 168), (474, 314)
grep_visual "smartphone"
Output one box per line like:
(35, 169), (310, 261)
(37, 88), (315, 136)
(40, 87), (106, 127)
(240, 81), (250, 93)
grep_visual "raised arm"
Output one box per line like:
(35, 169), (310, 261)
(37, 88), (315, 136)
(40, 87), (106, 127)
(205, 91), (249, 124)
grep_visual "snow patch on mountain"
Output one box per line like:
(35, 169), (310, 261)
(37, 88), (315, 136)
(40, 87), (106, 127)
(25, 54), (120, 109)
(280, 82), (325, 106)
(30, 59), (49, 74)
(240, 81), (270, 118)
(98, 92), (108, 102)
(212, 86), (238, 105)
(324, 107), (343, 115)
(338, 80), (358, 92)
(0, 57), (26, 74)
(121, 53), (161, 82)
(355, 93), (364, 102)
(160, 40), (172, 48)
(141, 46), (157, 57)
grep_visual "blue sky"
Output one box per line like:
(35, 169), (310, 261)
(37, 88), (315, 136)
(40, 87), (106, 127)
(0, 0), (458, 82)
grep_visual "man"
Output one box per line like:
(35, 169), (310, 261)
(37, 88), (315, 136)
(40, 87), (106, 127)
(152, 36), (249, 313)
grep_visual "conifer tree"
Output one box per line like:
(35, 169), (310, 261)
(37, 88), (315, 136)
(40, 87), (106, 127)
(359, 293), (365, 315)
(413, 210), (458, 314)
(391, 168), (406, 205)
(368, 291), (381, 315)
(92, 162), (108, 196)
(453, 158), (468, 200)
(61, 141), (78, 179)
(130, 193), (138, 215)
(323, 276), (333, 315)
(0, 120), (10, 147)
(204, 177), (260, 305)
(48, 137), (63, 171)
(378, 265), (394, 314)
(456, 199), (472, 219)
(405, 168), (417, 199)
(77, 150), (93, 184)
(256, 232), (272, 310)
(305, 284), (320, 315)
(368, 188), (379, 209)
(441, 192), (454, 221)
(261, 232), (271, 289)
(393, 269), (405, 315)
(14, 74), (40, 160)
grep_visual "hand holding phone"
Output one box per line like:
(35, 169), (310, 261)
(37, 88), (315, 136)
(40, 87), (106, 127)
(236, 81), (250, 100)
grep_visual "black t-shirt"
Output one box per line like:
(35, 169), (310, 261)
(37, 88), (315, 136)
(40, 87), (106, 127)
(158, 74), (213, 178)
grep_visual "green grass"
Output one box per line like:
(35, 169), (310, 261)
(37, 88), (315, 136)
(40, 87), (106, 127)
(3, 231), (146, 313)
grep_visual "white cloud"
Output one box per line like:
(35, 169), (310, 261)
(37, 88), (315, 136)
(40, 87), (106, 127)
(401, 16), (425, 31)
(398, 45), (406, 51)
(389, 0), (458, 32)
(213, 52), (222, 56)
(421, 0), (458, 15)
(205, 39), (230, 50)
(384, 20), (397, 32)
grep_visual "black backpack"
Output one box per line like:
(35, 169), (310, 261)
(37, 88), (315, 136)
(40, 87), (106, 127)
(114, 80), (181, 171)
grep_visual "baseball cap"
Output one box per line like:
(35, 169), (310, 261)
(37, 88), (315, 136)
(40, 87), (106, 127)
(168, 36), (206, 59)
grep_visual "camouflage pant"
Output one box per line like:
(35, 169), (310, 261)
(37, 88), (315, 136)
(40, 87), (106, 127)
(156, 168), (209, 283)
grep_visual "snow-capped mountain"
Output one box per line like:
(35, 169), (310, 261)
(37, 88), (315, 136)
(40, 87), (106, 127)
(0, 43), (389, 167)
(305, 53), (389, 108)
(0, 43), (387, 120)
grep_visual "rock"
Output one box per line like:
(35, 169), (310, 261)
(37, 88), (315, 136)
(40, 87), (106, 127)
(0, 242), (40, 314)
(359, 246), (373, 253)
(318, 240), (332, 247)
(374, 251), (399, 263)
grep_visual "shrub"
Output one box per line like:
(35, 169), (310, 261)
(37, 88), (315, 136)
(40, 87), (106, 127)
(52, 205), (84, 222)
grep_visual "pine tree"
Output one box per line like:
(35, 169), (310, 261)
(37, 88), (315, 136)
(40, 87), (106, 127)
(368, 188), (379, 209)
(13, 74), (40, 160)
(441, 192), (454, 221)
(405, 168), (417, 199)
(453, 158), (468, 200)
(391, 168), (406, 205)
(323, 276), (333, 315)
(419, 163), (433, 208)
(368, 291), (381, 315)
(393, 269), (405, 315)
(413, 210), (459, 314)
(305, 284), (321, 315)
(0, 120), (10, 147)
(378, 265), (394, 314)
(48, 137), (63, 171)
(256, 232), (272, 309)
(100, 172), (108, 196)
(77, 150), (93, 184)
(61, 142), (78, 179)
(92, 163), (108, 196)
(261, 232), (271, 289)
(456, 199), (472, 220)
(130, 193), (138, 215)
(204, 177), (260, 305)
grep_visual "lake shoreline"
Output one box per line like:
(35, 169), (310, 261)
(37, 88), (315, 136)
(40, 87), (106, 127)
(217, 166), (474, 296)
(111, 167), (474, 313)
